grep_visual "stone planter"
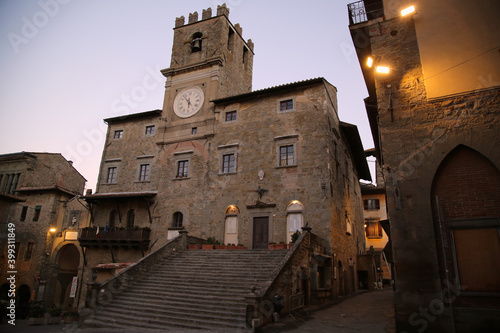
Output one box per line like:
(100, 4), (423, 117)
(188, 244), (201, 250)
(214, 245), (227, 250)
(269, 243), (287, 250)
(202, 244), (213, 250)
(227, 245), (238, 250)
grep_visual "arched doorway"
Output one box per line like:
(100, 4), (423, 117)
(431, 146), (500, 322)
(54, 244), (80, 307)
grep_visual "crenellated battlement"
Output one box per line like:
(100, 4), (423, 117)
(175, 3), (230, 28)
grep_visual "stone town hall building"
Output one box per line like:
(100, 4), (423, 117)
(78, 4), (371, 329)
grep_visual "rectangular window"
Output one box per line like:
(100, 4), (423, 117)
(225, 111), (237, 122)
(33, 206), (41, 221)
(145, 125), (155, 135)
(20, 206), (28, 221)
(114, 130), (123, 139)
(24, 242), (34, 260)
(177, 160), (189, 178)
(191, 127), (197, 134)
(280, 99), (294, 111)
(222, 154), (236, 173)
(365, 221), (383, 238)
(139, 164), (150, 181)
(364, 199), (380, 210)
(107, 167), (117, 184)
(280, 145), (295, 166)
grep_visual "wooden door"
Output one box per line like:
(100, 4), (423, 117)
(253, 217), (269, 249)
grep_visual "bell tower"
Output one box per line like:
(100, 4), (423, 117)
(159, 4), (254, 142)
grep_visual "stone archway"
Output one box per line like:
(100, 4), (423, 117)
(54, 244), (80, 307)
(431, 145), (500, 327)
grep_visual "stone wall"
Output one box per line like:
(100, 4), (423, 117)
(363, 13), (500, 333)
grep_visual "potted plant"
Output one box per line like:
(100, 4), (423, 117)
(214, 240), (227, 250)
(227, 243), (238, 250)
(202, 236), (216, 249)
(289, 230), (301, 248)
(236, 243), (246, 249)
(268, 242), (277, 250)
(188, 243), (202, 249)
(48, 305), (62, 324)
(28, 302), (46, 325)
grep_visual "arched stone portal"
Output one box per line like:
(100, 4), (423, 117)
(54, 244), (80, 307)
(431, 145), (500, 326)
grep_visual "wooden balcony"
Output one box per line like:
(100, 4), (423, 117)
(78, 227), (151, 250)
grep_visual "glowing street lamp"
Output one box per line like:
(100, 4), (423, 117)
(367, 56), (374, 68)
(376, 66), (390, 74)
(401, 5), (416, 16)
(49, 228), (57, 233)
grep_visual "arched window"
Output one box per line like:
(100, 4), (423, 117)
(224, 205), (239, 245)
(126, 209), (135, 228)
(191, 32), (202, 52)
(286, 200), (304, 242)
(173, 212), (183, 228)
(109, 210), (117, 228)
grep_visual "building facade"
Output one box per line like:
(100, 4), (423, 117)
(81, 4), (371, 306)
(348, 0), (500, 331)
(0, 152), (87, 317)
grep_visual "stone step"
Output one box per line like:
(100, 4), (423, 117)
(100, 302), (246, 322)
(117, 287), (249, 302)
(112, 295), (245, 314)
(86, 249), (288, 330)
(90, 305), (246, 330)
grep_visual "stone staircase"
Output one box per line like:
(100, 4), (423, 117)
(85, 249), (289, 331)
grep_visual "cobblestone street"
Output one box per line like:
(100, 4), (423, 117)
(261, 288), (395, 333)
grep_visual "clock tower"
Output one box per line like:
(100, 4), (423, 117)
(159, 4), (254, 143)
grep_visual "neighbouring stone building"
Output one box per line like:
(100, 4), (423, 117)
(80, 3), (371, 312)
(358, 149), (390, 290)
(0, 152), (87, 317)
(348, 0), (500, 331)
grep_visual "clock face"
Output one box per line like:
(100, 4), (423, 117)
(173, 87), (204, 118)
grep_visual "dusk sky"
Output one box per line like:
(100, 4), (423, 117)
(0, 0), (373, 191)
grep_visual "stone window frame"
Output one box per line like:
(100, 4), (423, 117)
(224, 110), (238, 123)
(171, 211), (184, 229)
(106, 167), (118, 184)
(138, 164), (151, 182)
(104, 158), (121, 184)
(113, 129), (124, 139)
(144, 125), (156, 137)
(274, 135), (299, 168)
(136, 155), (154, 183)
(33, 205), (41, 222)
(173, 150), (193, 180)
(218, 143), (239, 175)
(277, 96), (296, 114)
(20, 206), (28, 222)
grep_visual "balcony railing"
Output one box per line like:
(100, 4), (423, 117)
(348, 0), (384, 25)
(78, 227), (151, 250)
